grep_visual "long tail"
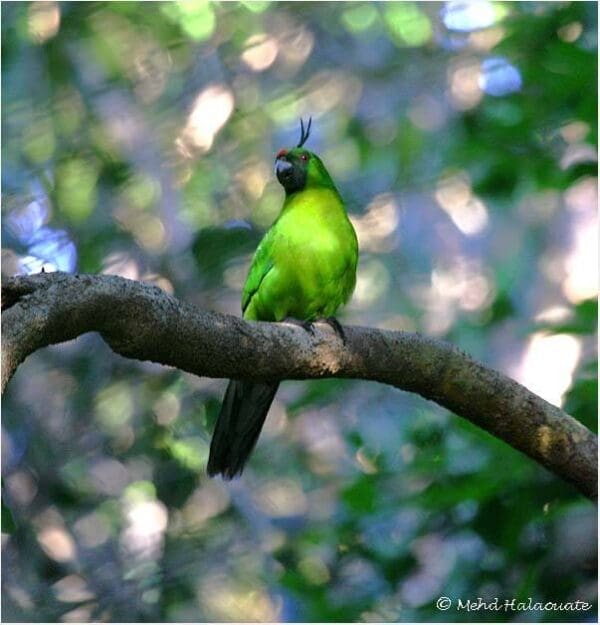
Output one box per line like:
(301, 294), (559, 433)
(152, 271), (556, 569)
(207, 380), (280, 479)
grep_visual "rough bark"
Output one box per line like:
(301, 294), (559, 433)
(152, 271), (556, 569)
(2, 272), (597, 501)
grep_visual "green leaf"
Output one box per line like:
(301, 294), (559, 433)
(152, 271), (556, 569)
(2, 495), (16, 534)
(341, 476), (377, 513)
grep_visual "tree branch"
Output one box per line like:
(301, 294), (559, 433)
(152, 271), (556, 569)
(2, 272), (597, 501)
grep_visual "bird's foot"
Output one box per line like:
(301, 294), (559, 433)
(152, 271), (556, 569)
(318, 316), (346, 344)
(283, 317), (315, 335)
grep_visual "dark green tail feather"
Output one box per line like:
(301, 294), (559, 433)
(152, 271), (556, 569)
(207, 380), (280, 479)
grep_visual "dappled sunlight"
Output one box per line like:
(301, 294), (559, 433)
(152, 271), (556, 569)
(516, 333), (582, 407)
(264, 71), (362, 124)
(562, 211), (598, 304)
(562, 177), (598, 303)
(447, 56), (482, 110)
(162, 1), (216, 42)
(56, 157), (100, 223)
(298, 554), (331, 585)
(95, 382), (134, 434)
(479, 57), (522, 96)
(121, 484), (168, 561)
(354, 258), (392, 309)
(431, 264), (494, 312)
(355, 448), (378, 475)
(18, 254), (52, 274)
(256, 478), (308, 517)
(6, 198), (49, 240)
(5, 197), (77, 273)
(25, 229), (77, 272)
(383, 3), (432, 47)
(241, 34), (279, 72)
(52, 575), (95, 603)
(350, 193), (400, 252)
(96, 94), (146, 154)
(142, 272), (175, 294)
(101, 252), (140, 280)
(177, 85), (235, 156)
(4, 472), (38, 508)
(401, 534), (455, 607)
(61, 605), (96, 623)
(273, 21), (315, 74)
(114, 206), (167, 252)
(564, 176), (597, 214)
(181, 482), (230, 528)
(37, 527), (76, 562)
(376, 314), (418, 332)
(236, 159), (271, 200)
(557, 21), (584, 43)
(560, 121), (590, 143)
(305, 72), (362, 116)
(468, 26), (505, 51)
(341, 3), (379, 35)
(121, 171), (162, 210)
(412, 257), (495, 335)
(534, 305), (572, 325)
(560, 142), (597, 170)
(35, 511), (77, 563)
(441, 1), (508, 32)
(199, 576), (281, 622)
(434, 172), (489, 235)
(561, 143), (597, 170)
(28, 1), (60, 43)
(153, 391), (181, 426)
(91, 8), (172, 104)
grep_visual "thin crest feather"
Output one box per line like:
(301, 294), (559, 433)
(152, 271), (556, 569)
(297, 116), (312, 148)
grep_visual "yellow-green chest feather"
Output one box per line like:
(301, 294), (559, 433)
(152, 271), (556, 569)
(242, 187), (358, 322)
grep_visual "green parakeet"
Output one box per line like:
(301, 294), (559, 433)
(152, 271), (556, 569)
(207, 118), (359, 478)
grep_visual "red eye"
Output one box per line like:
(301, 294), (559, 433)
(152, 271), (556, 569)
(300, 153), (308, 161)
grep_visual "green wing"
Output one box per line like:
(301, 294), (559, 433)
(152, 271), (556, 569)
(241, 233), (274, 320)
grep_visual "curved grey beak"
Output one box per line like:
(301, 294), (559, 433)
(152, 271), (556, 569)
(275, 158), (293, 176)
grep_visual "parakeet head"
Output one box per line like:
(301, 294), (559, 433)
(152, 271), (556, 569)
(275, 118), (336, 195)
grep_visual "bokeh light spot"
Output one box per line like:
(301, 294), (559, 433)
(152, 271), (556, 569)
(517, 333), (581, 407)
(342, 4), (379, 34)
(442, 1), (508, 32)
(162, 1), (215, 41)
(435, 172), (489, 235)
(385, 3), (432, 47)
(28, 1), (60, 43)
(448, 57), (482, 110)
(241, 34), (279, 72)
(56, 158), (99, 223)
(177, 85), (234, 155)
(479, 57), (522, 97)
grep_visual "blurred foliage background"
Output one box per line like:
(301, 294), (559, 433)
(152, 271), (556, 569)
(1, 1), (598, 622)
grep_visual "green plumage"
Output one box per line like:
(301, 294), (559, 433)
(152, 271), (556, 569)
(208, 134), (358, 478)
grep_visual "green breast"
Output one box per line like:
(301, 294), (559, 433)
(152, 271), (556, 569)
(245, 187), (358, 322)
